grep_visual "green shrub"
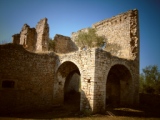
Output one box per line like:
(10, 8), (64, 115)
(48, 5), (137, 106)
(75, 28), (105, 49)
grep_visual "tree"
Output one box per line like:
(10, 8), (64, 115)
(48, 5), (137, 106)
(75, 28), (105, 49)
(48, 38), (55, 51)
(140, 65), (160, 94)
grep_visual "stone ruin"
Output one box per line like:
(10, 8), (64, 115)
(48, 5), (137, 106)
(0, 9), (139, 114)
(12, 18), (49, 52)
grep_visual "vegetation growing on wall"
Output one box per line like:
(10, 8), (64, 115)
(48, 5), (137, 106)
(75, 28), (105, 49)
(48, 38), (55, 51)
(75, 28), (122, 54)
(140, 65), (160, 94)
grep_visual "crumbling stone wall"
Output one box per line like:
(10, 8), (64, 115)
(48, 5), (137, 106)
(72, 9), (139, 60)
(0, 44), (57, 113)
(12, 34), (20, 44)
(12, 18), (49, 52)
(36, 18), (49, 51)
(54, 34), (78, 53)
(19, 24), (36, 51)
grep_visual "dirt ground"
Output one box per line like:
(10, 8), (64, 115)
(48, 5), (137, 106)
(0, 104), (160, 120)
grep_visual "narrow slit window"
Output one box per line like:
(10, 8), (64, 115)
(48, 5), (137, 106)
(2, 80), (15, 88)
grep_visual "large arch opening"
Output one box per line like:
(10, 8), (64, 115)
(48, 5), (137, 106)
(106, 64), (132, 108)
(56, 61), (81, 111)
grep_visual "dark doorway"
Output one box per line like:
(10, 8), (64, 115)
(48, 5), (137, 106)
(106, 64), (132, 108)
(63, 66), (80, 111)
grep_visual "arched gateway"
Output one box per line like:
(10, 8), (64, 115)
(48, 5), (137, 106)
(106, 64), (133, 107)
(54, 61), (81, 111)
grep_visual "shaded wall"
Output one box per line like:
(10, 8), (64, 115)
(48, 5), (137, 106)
(0, 44), (57, 113)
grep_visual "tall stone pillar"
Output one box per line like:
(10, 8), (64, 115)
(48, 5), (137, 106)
(36, 18), (49, 51)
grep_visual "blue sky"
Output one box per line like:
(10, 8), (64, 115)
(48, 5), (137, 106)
(0, 0), (160, 72)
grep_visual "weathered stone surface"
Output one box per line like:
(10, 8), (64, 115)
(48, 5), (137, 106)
(1, 9), (139, 114)
(19, 24), (36, 51)
(36, 18), (49, 51)
(54, 34), (78, 53)
(12, 18), (49, 52)
(72, 9), (139, 61)
(12, 34), (20, 44)
(0, 44), (57, 113)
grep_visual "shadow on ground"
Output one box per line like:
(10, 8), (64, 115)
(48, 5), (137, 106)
(0, 105), (160, 119)
(105, 106), (160, 118)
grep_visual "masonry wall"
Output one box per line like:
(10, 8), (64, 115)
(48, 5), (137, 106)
(0, 44), (57, 113)
(72, 9), (139, 61)
(12, 18), (49, 52)
(36, 18), (49, 51)
(93, 49), (139, 112)
(93, 9), (139, 60)
(54, 34), (78, 53)
(54, 49), (96, 112)
(19, 24), (36, 51)
(12, 34), (20, 44)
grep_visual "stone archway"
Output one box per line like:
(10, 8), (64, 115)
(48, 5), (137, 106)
(55, 61), (81, 111)
(64, 70), (80, 111)
(106, 64), (132, 108)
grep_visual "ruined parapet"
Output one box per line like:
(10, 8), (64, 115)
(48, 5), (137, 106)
(54, 34), (78, 53)
(71, 9), (139, 60)
(20, 24), (36, 51)
(12, 34), (20, 44)
(36, 18), (49, 51)
(12, 18), (49, 52)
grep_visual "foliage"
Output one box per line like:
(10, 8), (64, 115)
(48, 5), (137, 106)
(75, 28), (105, 49)
(140, 65), (160, 94)
(48, 38), (55, 51)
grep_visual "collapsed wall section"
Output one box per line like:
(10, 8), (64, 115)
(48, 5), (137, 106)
(12, 34), (20, 44)
(36, 18), (49, 51)
(12, 18), (49, 52)
(54, 34), (78, 53)
(19, 24), (36, 51)
(0, 44), (57, 113)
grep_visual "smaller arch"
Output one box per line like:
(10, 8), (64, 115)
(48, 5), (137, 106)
(55, 60), (82, 75)
(54, 61), (81, 111)
(105, 64), (133, 108)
